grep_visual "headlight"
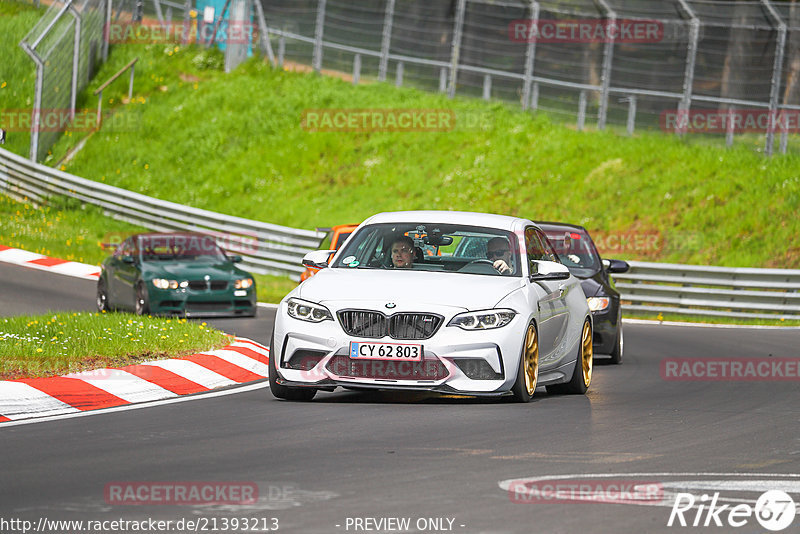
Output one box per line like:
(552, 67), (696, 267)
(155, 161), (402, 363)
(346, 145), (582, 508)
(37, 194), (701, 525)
(234, 278), (254, 289)
(448, 309), (516, 330)
(152, 278), (180, 290)
(286, 298), (333, 323)
(587, 297), (610, 312)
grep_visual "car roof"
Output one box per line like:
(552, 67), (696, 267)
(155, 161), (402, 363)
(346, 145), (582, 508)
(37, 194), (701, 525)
(363, 210), (531, 231)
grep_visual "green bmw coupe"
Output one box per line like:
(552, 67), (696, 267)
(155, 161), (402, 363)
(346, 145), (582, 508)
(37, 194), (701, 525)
(97, 232), (257, 317)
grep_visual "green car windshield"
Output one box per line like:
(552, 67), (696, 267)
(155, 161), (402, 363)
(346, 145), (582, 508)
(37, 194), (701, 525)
(137, 235), (228, 262)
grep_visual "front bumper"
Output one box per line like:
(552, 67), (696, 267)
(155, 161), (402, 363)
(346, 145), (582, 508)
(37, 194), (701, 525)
(274, 315), (523, 395)
(148, 286), (257, 317)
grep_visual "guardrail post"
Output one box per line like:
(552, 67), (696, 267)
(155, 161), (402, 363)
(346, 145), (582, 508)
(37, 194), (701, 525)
(521, 1), (539, 111)
(577, 90), (587, 131)
(447, 0), (466, 98)
(626, 95), (636, 135)
(726, 108), (735, 147)
(378, 0), (396, 82)
(278, 35), (285, 67)
(252, 0), (276, 66)
(676, 0), (699, 136)
(482, 74), (491, 100)
(762, 0), (786, 157)
(352, 53), (361, 85)
(395, 61), (403, 87)
(312, 0), (327, 73)
(103, 0), (111, 61)
(530, 82), (539, 110)
(594, 0), (615, 130)
(439, 67), (447, 93)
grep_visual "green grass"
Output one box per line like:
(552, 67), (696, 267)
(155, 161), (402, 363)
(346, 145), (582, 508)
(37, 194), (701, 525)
(39, 43), (799, 270)
(0, 0), (43, 158)
(0, 311), (229, 379)
(624, 310), (800, 328)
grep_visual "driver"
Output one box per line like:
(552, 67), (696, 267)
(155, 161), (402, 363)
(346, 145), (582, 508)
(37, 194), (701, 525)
(390, 236), (416, 268)
(487, 237), (513, 275)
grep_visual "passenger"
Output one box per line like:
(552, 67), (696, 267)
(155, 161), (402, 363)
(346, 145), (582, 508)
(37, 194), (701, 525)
(487, 236), (513, 275)
(390, 236), (416, 269)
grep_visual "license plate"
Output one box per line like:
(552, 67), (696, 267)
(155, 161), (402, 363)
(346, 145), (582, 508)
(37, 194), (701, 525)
(349, 341), (423, 361)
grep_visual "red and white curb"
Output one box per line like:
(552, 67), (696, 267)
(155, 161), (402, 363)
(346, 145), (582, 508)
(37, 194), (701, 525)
(0, 337), (269, 423)
(0, 245), (100, 280)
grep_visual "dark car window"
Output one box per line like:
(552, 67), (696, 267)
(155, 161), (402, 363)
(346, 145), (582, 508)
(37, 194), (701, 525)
(540, 226), (602, 278)
(332, 223), (521, 276)
(137, 235), (228, 262)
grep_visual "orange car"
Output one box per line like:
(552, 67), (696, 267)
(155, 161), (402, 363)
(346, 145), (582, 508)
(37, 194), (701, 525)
(300, 224), (359, 282)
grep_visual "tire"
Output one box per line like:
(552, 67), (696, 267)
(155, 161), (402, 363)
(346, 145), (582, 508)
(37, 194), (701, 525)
(268, 331), (317, 401)
(609, 319), (623, 365)
(134, 282), (149, 316)
(563, 318), (593, 394)
(511, 321), (539, 403)
(96, 279), (110, 312)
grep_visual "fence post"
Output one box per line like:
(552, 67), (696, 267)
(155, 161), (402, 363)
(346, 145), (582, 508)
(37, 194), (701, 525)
(20, 44), (43, 161)
(378, 0), (396, 82)
(676, 0), (699, 136)
(278, 35), (285, 67)
(353, 53), (361, 85)
(447, 0), (466, 99)
(312, 0), (327, 73)
(521, 1), (539, 111)
(762, 0), (786, 157)
(395, 61), (403, 87)
(68, 4), (81, 122)
(726, 108), (735, 147)
(578, 90), (587, 131)
(252, 0), (276, 66)
(482, 74), (491, 100)
(439, 67), (447, 92)
(626, 95), (636, 135)
(103, 0), (111, 61)
(530, 82), (539, 110)
(594, 0), (615, 130)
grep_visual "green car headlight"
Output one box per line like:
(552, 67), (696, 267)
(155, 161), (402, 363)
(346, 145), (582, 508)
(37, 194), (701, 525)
(286, 298), (333, 323)
(448, 309), (517, 330)
(234, 278), (254, 289)
(152, 278), (180, 290)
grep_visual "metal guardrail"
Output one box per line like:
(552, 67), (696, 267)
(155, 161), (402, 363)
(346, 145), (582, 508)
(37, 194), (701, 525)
(0, 146), (325, 280)
(616, 261), (800, 320)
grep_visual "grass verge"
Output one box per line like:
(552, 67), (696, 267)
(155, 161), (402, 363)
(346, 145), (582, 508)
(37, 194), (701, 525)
(0, 311), (230, 380)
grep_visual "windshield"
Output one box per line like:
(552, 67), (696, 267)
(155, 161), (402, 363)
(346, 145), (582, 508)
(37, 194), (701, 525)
(137, 235), (228, 262)
(331, 223), (521, 277)
(539, 226), (601, 277)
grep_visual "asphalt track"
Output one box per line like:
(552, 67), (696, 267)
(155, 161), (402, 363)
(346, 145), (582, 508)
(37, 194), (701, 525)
(1, 262), (798, 534)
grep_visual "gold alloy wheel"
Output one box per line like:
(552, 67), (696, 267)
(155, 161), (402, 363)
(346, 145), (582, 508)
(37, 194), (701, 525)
(523, 324), (539, 396)
(581, 320), (593, 388)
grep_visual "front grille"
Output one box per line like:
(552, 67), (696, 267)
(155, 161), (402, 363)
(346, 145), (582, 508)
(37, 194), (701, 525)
(326, 355), (449, 381)
(188, 280), (228, 291)
(452, 358), (503, 380)
(337, 310), (443, 340)
(338, 310), (386, 338)
(186, 301), (231, 311)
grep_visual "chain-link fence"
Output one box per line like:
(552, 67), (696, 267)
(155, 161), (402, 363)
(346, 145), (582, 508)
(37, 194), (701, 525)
(19, 0), (109, 162)
(259, 0), (800, 155)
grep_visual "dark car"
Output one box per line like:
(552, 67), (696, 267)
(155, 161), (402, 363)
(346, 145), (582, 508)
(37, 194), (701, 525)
(97, 232), (257, 317)
(536, 222), (629, 364)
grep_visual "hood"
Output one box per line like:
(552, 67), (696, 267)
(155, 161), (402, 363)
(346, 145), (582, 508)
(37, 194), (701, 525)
(142, 261), (244, 280)
(298, 268), (525, 312)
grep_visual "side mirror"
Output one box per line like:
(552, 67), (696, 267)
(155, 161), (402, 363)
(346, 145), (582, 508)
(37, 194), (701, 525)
(604, 259), (630, 274)
(228, 254), (243, 263)
(529, 260), (570, 281)
(302, 249), (335, 270)
(121, 255), (135, 264)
